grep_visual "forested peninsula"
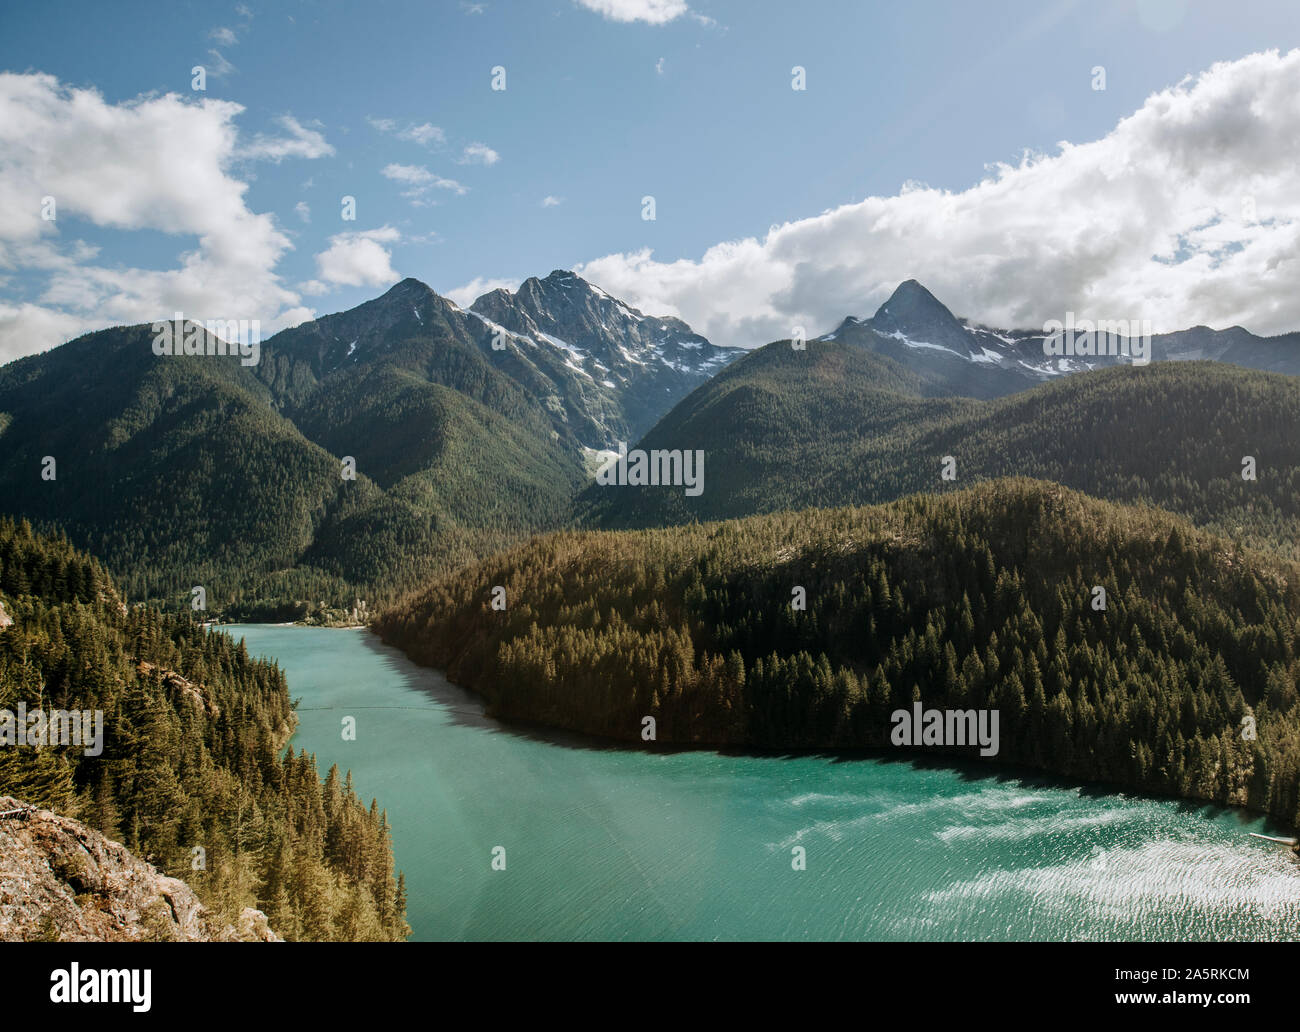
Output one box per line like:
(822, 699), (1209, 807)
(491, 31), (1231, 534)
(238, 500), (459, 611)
(376, 479), (1300, 827)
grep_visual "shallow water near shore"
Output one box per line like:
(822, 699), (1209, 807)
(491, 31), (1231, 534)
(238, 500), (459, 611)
(230, 623), (1300, 941)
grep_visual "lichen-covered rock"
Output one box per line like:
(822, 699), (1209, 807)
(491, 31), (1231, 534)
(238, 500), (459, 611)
(0, 796), (279, 942)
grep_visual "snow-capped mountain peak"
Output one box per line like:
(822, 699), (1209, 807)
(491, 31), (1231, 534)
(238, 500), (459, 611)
(468, 270), (741, 445)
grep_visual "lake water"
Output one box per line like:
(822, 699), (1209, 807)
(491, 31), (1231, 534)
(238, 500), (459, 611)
(230, 624), (1300, 941)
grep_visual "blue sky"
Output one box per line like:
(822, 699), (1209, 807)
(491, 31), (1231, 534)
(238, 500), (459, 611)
(2, 0), (1300, 358)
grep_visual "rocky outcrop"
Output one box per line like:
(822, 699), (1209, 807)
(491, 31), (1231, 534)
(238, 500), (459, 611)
(0, 796), (278, 942)
(136, 661), (221, 717)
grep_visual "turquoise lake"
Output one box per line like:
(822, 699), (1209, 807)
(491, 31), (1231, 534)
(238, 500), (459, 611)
(230, 624), (1300, 941)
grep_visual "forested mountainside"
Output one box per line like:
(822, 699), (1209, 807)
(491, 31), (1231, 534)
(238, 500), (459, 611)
(378, 480), (1300, 825)
(3, 271), (1294, 617)
(0, 273), (733, 618)
(0, 517), (409, 940)
(0, 299), (580, 618)
(582, 349), (1300, 558)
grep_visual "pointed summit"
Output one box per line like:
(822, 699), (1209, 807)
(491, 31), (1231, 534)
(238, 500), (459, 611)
(373, 275), (454, 315)
(382, 276), (435, 297)
(468, 267), (739, 445)
(869, 280), (975, 356)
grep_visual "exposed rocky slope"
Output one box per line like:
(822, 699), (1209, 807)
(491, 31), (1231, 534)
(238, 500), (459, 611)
(0, 796), (279, 942)
(470, 269), (741, 445)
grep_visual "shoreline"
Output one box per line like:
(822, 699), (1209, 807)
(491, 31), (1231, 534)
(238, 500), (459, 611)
(231, 621), (1300, 844)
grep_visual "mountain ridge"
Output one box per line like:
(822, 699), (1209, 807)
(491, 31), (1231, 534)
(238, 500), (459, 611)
(818, 279), (1300, 398)
(581, 345), (1300, 560)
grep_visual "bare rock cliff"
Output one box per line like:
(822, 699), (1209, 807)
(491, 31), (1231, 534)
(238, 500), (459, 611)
(0, 796), (279, 942)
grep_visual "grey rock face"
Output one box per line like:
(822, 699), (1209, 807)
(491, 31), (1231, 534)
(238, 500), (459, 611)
(0, 796), (279, 942)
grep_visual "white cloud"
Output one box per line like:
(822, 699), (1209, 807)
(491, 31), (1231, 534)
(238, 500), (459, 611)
(206, 49), (236, 79)
(541, 196), (563, 207)
(0, 72), (327, 360)
(399, 122), (446, 147)
(244, 115), (334, 162)
(0, 303), (100, 365)
(369, 117), (446, 149)
(459, 142), (499, 165)
(382, 163), (468, 204)
(380, 164), (434, 185)
(655, 56), (665, 75)
(575, 49), (1300, 348)
(275, 305), (315, 331)
(210, 26), (238, 45)
(295, 201), (311, 223)
(445, 276), (520, 308)
(314, 226), (401, 288)
(574, 0), (691, 24)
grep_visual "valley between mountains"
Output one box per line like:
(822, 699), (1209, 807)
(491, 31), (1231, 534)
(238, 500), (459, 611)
(4, 270), (1300, 942)
(3, 273), (1297, 618)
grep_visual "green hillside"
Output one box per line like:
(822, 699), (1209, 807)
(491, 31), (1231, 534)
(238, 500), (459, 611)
(0, 304), (585, 616)
(581, 343), (1300, 558)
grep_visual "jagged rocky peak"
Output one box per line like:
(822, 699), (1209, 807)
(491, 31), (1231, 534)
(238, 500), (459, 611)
(377, 275), (455, 314)
(473, 269), (646, 348)
(287, 275), (458, 364)
(466, 268), (740, 447)
(869, 279), (977, 356)
(469, 268), (725, 362)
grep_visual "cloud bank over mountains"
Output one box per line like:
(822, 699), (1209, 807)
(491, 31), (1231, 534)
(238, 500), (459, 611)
(2, 49), (1299, 363)
(0, 72), (320, 362)
(574, 49), (1300, 348)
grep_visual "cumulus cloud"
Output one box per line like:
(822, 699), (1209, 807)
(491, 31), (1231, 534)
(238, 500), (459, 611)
(574, 0), (691, 24)
(0, 303), (101, 364)
(294, 201), (311, 223)
(0, 72), (329, 360)
(575, 49), (1300, 348)
(458, 142), (499, 165)
(541, 195), (563, 207)
(244, 115), (334, 162)
(400, 122), (446, 147)
(445, 275), (520, 308)
(314, 226), (401, 288)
